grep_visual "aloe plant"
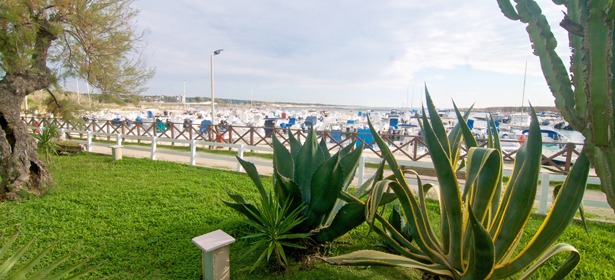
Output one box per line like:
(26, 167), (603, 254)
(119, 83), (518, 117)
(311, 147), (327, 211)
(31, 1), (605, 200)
(220, 128), (373, 244)
(496, 0), (615, 212)
(326, 90), (590, 279)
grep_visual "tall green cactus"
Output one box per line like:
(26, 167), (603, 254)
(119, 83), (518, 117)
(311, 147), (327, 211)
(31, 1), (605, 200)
(497, 0), (615, 212)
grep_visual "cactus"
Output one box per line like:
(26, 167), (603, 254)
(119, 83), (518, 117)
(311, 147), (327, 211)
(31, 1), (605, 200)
(496, 0), (615, 212)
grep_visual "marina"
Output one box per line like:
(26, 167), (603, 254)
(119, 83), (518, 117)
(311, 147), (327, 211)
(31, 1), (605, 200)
(24, 105), (585, 172)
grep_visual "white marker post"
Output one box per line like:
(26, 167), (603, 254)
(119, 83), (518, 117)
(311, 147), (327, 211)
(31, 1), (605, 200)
(192, 230), (235, 280)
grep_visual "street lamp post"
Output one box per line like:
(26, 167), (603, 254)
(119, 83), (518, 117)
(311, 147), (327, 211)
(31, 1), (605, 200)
(210, 49), (224, 124)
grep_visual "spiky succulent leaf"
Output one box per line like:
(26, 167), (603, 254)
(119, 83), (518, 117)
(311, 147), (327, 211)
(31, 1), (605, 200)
(236, 155), (268, 203)
(294, 127), (325, 206)
(274, 172), (303, 213)
(327, 250), (454, 278)
(488, 114), (504, 226)
(460, 207), (495, 280)
(319, 136), (331, 160)
(421, 105), (464, 270)
(339, 141), (363, 190)
(491, 107), (543, 264)
(516, 243), (581, 280)
(464, 147), (502, 224)
(287, 129), (302, 158)
(304, 153), (345, 229)
(448, 103), (475, 168)
(453, 101), (478, 152)
(491, 149), (590, 278)
(325, 141), (363, 224)
(366, 117), (449, 267)
(272, 133), (294, 180)
(313, 202), (365, 243)
(218, 194), (262, 224)
(425, 86), (451, 159)
(354, 157), (386, 199)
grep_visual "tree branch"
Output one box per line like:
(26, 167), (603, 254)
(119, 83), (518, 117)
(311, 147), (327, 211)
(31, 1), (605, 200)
(44, 88), (63, 109)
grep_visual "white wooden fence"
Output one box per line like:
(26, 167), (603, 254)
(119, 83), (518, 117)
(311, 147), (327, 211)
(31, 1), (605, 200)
(55, 127), (610, 214)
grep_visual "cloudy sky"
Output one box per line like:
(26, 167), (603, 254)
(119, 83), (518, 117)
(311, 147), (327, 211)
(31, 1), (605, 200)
(121, 0), (573, 108)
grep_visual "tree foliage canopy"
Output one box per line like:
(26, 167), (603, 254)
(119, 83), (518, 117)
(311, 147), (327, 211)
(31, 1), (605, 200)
(0, 0), (154, 96)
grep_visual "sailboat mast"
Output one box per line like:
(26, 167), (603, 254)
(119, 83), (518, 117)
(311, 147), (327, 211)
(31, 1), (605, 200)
(521, 61), (527, 114)
(406, 82), (409, 110)
(411, 85), (414, 111)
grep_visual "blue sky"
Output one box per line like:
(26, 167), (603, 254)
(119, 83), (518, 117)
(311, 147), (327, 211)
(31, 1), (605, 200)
(111, 0), (573, 108)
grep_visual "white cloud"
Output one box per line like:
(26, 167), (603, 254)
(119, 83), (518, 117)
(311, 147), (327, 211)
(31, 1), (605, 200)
(133, 0), (572, 107)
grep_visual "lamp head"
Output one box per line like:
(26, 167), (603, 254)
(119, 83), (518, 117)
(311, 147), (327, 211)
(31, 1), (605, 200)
(213, 49), (224, 55)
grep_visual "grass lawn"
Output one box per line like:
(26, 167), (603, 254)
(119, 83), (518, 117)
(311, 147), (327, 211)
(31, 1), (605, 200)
(4, 153), (615, 279)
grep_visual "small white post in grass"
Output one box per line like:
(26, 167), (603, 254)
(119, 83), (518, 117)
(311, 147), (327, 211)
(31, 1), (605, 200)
(236, 144), (244, 172)
(116, 134), (122, 146)
(59, 128), (66, 141)
(538, 173), (550, 215)
(357, 156), (365, 187)
(110, 145), (122, 161)
(192, 230), (235, 280)
(86, 131), (92, 152)
(151, 136), (157, 160)
(190, 140), (197, 166)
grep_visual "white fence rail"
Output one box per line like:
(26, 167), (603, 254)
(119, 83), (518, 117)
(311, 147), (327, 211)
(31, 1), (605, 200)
(52, 127), (609, 214)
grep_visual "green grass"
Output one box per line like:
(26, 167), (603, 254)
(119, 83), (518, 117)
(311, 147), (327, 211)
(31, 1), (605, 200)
(5, 153), (420, 279)
(5, 153), (614, 279)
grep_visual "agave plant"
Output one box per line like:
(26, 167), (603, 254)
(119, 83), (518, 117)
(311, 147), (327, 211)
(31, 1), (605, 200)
(240, 192), (311, 272)
(221, 127), (379, 244)
(326, 89), (590, 279)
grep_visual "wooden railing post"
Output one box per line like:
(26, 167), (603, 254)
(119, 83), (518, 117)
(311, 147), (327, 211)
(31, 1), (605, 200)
(227, 125), (233, 150)
(250, 127), (254, 146)
(413, 137), (418, 160)
(564, 143), (574, 172)
(171, 122), (176, 146)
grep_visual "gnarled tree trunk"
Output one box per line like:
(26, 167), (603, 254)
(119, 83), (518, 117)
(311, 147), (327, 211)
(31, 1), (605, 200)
(0, 80), (51, 200)
(0, 26), (55, 200)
